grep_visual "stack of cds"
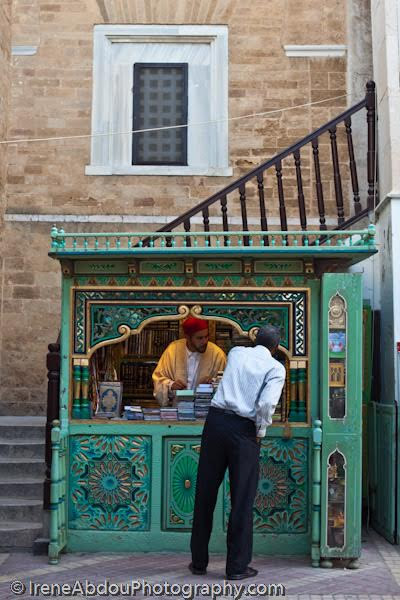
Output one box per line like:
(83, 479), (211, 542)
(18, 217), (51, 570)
(160, 407), (178, 420)
(177, 401), (195, 420)
(194, 383), (214, 419)
(176, 389), (195, 420)
(142, 408), (161, 421)
(124, 406), (144, 420)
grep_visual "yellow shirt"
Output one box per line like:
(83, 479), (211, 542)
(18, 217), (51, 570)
(152, 338), (226, 406)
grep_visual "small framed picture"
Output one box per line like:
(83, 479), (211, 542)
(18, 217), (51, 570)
(329, 331), (346, 354)
(329, 362), (345, 387)
(96, 382), (123, 418)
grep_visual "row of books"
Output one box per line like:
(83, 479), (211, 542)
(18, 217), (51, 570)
(124, 323), (178, 357)
(120, 361), (157, 393)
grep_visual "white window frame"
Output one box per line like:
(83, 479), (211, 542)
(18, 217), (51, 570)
(85, 25), (231, 177)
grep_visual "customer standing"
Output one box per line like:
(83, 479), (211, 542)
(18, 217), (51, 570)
(189, 325), (286, 580)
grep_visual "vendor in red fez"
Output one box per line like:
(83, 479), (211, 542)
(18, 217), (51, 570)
(152, 316), (226, 406)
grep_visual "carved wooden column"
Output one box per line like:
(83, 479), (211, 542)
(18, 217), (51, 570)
(44, 342), (60, 510)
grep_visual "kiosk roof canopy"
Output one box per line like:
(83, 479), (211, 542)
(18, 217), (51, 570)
(49, 226), (377, 268)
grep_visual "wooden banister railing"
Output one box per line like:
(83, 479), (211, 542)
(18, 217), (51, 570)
(44, 337), (60, 510)
(148, 81), (376, 246)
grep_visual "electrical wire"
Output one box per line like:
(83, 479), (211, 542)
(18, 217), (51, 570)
(0, 93), (348, 146)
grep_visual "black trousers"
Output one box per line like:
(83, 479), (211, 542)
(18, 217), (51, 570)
(190, 406), (260, 575)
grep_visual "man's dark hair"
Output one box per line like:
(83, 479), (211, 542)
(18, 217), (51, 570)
(255, 325), (280, 351)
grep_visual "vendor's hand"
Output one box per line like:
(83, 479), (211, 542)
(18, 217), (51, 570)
(171, 379), (186, 391)
(198, 376), (213, 384)
(256, 437), (262, 445)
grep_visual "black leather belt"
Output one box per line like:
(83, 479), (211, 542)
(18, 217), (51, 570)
(211, 406), (237, 416)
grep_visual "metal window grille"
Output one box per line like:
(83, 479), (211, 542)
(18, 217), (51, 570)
(132, 63), (188, 165)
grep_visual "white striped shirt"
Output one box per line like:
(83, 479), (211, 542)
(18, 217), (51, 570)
(212, 345), (286, 437)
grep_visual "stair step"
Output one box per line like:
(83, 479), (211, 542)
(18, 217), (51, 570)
(0, 439), (45, 459)
(0, 477), (43, 499)
(0, 417), (46, 441)
(0, 498), (43, 521)
(0, 521), (43, 550)
(0, 458), (45, 478)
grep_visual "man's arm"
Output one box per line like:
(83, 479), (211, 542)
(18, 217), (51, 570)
(255, 364), (286, 438)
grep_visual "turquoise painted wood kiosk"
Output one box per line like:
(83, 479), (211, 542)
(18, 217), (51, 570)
(48, 226), (377, 567)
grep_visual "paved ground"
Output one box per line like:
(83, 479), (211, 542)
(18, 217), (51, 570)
(1, 529), (400, 599)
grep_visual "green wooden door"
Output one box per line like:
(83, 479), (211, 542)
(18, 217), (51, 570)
(368, 402), (397, 543)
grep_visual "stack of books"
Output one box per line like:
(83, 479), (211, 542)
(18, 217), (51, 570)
(142, 408), (161, 421)
(194, 383), (214, 419)
(124, 405), (144, 420)
(160, 407), (178, 420)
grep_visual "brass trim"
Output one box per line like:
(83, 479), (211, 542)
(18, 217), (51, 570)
(87, 324), (131, 359)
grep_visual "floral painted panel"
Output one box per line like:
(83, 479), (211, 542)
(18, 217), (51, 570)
(69, 435), (151, 531)
(224, 438), (308, 533)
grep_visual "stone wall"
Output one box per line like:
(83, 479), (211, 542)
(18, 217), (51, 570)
(0, 0), (12, 414)
(0, 0), (363, 414)
(0, 0), (11, 215)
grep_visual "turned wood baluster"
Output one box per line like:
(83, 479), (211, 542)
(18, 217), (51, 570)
(202, 207), (211, 246)
(239, 184), (249, 246)
(293, 150), (307, 231)
(257, 172), (269, 245)
(366, 80), (377, 210)
(329, 126), (345, 226)
(275, 160), (288, 232)
(344, 117), (361, 215)
(311, 138), (327, 230)
(184, 219), (191, 247)
(44, 341), (60, 510)
(220, 195), (229, 246)
(165, 230), (172, 248)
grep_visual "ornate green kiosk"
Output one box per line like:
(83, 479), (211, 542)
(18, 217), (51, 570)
(48, 226), (377, 567)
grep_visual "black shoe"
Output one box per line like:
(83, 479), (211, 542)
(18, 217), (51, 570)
(188, 562), (207, 575)
(226, 566), (258, 580)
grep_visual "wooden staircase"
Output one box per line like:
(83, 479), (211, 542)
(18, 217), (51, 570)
(150, 81), (377, 246)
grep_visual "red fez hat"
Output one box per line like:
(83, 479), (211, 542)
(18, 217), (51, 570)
(182, 316), (208, 336)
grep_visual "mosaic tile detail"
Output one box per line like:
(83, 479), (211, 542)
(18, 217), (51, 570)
(68, 435), (151, 531)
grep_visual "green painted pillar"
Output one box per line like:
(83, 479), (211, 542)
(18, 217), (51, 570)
(80, 361), (91, 420)
(72, 363), (82, 419)
(297, 361), (307, 422)
(311, 419), (322, 567)
(288, 362), (298, 422)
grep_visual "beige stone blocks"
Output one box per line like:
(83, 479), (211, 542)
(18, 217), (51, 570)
(0, 0), (366, 413)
